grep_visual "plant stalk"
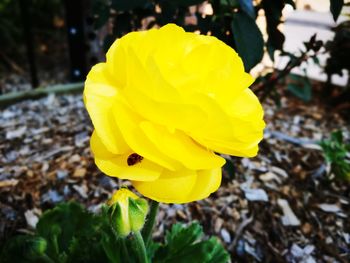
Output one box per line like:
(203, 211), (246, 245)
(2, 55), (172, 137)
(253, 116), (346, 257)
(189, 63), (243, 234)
(133, 231), (149, 263)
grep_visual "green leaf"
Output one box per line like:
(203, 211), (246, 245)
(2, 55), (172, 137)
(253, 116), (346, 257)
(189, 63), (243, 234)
(165, 223), (203, 253)
(36, 202), (101, 262)
(111, 0), (148, 11)
(36, 203), (87, 252)
(0, 235), (49, 263)
(267, 42), (276, 61)
(262, 0), (285, 60)
(287, 83), (311, 101)
(330, 0), (344, 22)
(146, 241), (161, 260)
(153, 223), (229, 263)
(266, 30), (285, 60)
(287, 74), (312, 102)
(231, 11), (264, 71)
(319, 130), (350, 180)
(331, 130), (343, 143)
(1, 202), (138, 263)
(206, 237), (230, 263)
(238, 0), (255, 18)
(101, 231), (124, 263)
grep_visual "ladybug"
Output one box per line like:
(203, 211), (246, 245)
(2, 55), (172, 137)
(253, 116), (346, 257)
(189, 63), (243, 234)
(127, 153), (143, 166)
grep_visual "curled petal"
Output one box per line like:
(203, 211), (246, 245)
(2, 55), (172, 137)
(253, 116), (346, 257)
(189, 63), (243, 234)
(132, 167), (221, 203)
(191, 89), (265, 157)
(188, 168), (222, 201)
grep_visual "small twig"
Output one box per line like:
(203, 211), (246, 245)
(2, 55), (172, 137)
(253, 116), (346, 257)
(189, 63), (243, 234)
(0, 51), (25, 74)
(253, 53), (309, 102)
(266, 241), (284, 259)
(228, 215), (254, 251)
(322, 191), (350, 203)
(253, 34), (323, 102)
(219, 199), (235, 214)
(266, 129), (318, 146)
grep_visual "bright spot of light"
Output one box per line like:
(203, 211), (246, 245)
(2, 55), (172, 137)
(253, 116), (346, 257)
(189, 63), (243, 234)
(203, 3), (213, 15)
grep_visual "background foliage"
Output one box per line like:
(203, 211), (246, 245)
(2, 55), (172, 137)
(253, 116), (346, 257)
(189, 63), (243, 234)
(91, 0), (345, 72)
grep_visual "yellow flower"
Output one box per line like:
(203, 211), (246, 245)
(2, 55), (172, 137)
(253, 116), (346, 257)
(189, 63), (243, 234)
(84, 24), (265, 204)
(108, 188), (148, 237)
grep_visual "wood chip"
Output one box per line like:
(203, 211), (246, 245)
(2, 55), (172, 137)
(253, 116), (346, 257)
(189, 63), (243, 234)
(6, 126), (27, 139)
(318, 204), (341, 213)
(277, 199), (300, 226)
(24, 210), (39, 229)
(0, 179), (19, 188)
(73, 168), (87, 178)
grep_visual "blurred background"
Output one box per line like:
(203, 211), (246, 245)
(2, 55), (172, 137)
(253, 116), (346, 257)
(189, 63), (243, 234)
(1, 0), (349, 93)
(0, 0), (350, 262)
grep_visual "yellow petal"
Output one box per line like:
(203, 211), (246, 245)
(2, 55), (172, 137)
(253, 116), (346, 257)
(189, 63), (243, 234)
(139, 121), (225, 170)
(105, 38), (128, 88)
(121, 49), (208, 132)
(191, 89), (265, 157)
(91, 130), (162, 181)
(95, 156), (162, 181)
(132, 169), (197, 203)
(132, 167), (221, 204)
(84, 63), (129, 154)
(188, 168), (222, 201)
(112, 100), (182, 171)
(106, 31), (148, 87)
(228, 88), (264, 119)
(194, 137), (261, 157)
(90, 130), (119, 158)
(108, 188), (138, 206)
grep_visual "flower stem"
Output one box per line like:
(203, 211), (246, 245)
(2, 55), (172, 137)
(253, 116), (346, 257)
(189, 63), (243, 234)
(133, 231), (149, 263)
(141, 200), (159, 245)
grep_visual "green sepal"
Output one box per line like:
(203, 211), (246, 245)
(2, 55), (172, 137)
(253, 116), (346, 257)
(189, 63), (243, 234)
(128, 197), (149, 233)
(110, 202), (130, 237)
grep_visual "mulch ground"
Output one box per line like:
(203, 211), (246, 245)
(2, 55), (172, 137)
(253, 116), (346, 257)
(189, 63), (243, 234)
(0, 90), (349, 263)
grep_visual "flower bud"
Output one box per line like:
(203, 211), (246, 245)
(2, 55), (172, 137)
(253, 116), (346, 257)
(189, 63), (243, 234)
(108, 188), (148, 237)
